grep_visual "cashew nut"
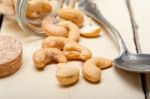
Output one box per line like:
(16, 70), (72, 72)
(42, 36), (92, 61)
(56, 63), (80, 85)
(26, 0), (52, 19)
(57, 8), (84, 27)
(33, 48), (67, 69)
(42, 17), (68, 37)
(64, 41), (92, 61)
(58, 21), (80, 42)
(83, 57), (112, 83)
(80, 16), (101, 37)
(80, 26), (101, 37)
(42, 36), (68, 50)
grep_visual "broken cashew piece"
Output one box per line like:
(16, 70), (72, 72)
(42, 36), (68, 50)
(83, 57), (112, 83)
(33, 48), (67, 69)
(42, 17), (68, 37)
(57, 8), (84, 27)
(56, 63), (80, 85)
(58, 21), (80, 42)
(64, 41), (92, 61)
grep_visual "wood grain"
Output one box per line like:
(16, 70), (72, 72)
(129, 0), (150, 98)
(0, 0), (144, 99)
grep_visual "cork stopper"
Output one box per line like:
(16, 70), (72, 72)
(0, 35), (22, 77)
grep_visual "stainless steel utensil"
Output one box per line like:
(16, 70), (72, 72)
(78, 0), (150, 72)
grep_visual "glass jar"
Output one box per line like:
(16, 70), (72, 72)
(16, 0), (64, 36)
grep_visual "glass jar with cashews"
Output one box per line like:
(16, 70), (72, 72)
(16, 0), (64, 36)
(0, 0), (64, 35)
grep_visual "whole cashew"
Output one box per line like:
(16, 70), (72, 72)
(33, 48), (67, 69)
(57, 8), (84, 27)
(58, 21), (80, 42)
(42, 17), (68, 37)
(56, 63), (80, 85)
(26, 0), (52, 19)
(83, 57), (112, 83)
(42, 36), (68, 50)
(64, 41), (92, 61)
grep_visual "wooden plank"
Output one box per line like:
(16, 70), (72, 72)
(0, 0), (144, 99)
(129, 0), (150, 98)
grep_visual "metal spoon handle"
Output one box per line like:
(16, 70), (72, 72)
(95, 13), (128, 54)
(78, 0), (128, 54)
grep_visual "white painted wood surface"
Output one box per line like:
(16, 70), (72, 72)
(130, 0), (150, 98)
(0, 0), (144, 99)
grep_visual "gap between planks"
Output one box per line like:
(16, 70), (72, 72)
(126, 0), (148, 99)
(0, 15), (3, 29)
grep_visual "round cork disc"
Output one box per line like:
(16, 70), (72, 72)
(0, 35), (22, 77)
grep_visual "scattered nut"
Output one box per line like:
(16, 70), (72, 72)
(42, 36), (68, 50)
(33, 48), (67, 69)
(83, 57), (112, 83)
(57, 8), (84, 27)
(64, 41), (92, 61)
(56, 63), (80, 86)
(58, 21), (80, 42)
(42, 17), (68, 37)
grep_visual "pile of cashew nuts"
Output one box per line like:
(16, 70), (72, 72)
(32, 1), (112, 86)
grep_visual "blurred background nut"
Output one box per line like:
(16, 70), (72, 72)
(57, 8), (84, 27)
(42, 17), (68, 37)
(26, 0), (52, 19)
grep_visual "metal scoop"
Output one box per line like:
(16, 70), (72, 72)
(78, 0), (150, 72)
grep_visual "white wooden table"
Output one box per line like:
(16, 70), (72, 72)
(0, 0), (149, 99)
(130, 0), (150, 98)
